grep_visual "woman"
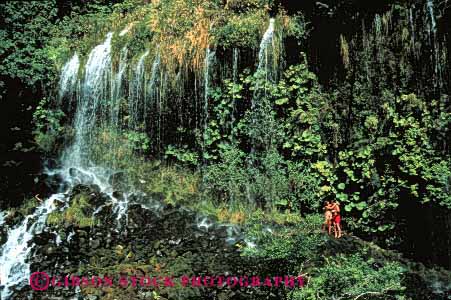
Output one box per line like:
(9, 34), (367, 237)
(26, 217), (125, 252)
(331, 200), (342, 238)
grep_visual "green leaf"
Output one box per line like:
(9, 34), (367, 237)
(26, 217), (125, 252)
(275, 97), (289, 105)
(356, 202), (367, 211)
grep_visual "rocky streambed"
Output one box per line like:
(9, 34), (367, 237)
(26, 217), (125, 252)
(1, 183), (296, 300)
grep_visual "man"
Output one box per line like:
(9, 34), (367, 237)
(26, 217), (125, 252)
(331, 200), (342, 238)
(322, 201), (334, 235)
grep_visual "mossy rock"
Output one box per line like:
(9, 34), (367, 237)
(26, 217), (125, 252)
(47, 193), (97, 228)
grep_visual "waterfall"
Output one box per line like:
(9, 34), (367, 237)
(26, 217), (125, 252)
(425, 0), (442, 89)
(231, 48), (239, 134)
(0, 211), (5, 228)
(0, 194), (65, 299)
(254, 18), (276, 108)
(374, 14), (383, 62)
(58, 53), (80, 104)
(64, 32), (113, 168)
(0, 32), (116, 300)
(149, 54), (160, 92)
(129, 50), (149, 130)
(257, 18), (275, 73)
(408, 7), (416, 51)
(111, 47), (128, 129)
(233, 48), (239, 83)
(147, 54), (160, 146)
(203, 48), (215, 146)
(426, 0), (436, 35)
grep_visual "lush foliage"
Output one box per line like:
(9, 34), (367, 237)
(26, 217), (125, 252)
(32, 98), (66, 152)
(291, 253), (406, 300)
(2, 0), (449, 291)
(0, 1), (58, 93)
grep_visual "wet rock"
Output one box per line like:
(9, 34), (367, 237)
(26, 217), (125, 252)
(88, 184), (101, 194)
(69, 167), (94, 183)
(33, 231), (55, 246)
(42, 245), (56, 256)
(54, 198), (66, 208)
(112, 190), (124, 201)
(108, 172), (127, 189)
(71, 184), (94, 195)
(43, 173), (64, 191)
(43, 158), (59, 170)
(90, 238), (101, 249)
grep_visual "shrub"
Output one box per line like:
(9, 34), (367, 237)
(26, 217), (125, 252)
(292, 253), (406, 300)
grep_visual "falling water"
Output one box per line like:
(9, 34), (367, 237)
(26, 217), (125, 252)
(425, 0), (443, 89)
(58, 53), (80, 104)
(149, 54), (160, 92)
(129, 50), (149, 130)
(374, 14), (384, 62)
(1, 32), (120, 299)
(146, 54), (160, 140)
(409, 8), (415, 46)
(426, 0), (437, 35)
(233, 48), (239, 83)
(0, 193), (65, 299)
(245, 18), (278, 204)
(231, 48), (239, 134)
(64, 32), (113, 168)
(111, 47), (128, 129)
(203, 48), (215, 144)
(0, 211), (5, 230)
(257, 18), (275, 73)
(119, 25), (130, 36)
(253, 18), (276, 110)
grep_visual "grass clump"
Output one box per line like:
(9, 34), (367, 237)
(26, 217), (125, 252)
(47, 194), (96, 228)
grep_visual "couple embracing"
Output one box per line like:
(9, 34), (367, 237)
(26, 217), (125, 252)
(322, 200), (342, 238)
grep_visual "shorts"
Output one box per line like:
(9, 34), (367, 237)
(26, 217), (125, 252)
(334, 215), (341, 224)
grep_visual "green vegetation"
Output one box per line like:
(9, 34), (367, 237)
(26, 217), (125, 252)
(292, 254), (406, 300)
(20, 0), (448, 250)
(47, 193), (97, 228)
(1, 0), (450, 299)
(32, 97), (66, 152)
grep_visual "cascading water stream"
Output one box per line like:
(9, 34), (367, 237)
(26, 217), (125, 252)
(0, 193), (65, 299)
(58, 53), (80, 105)
(64, 32), (113, 168)
(202, 48), (215, 160)
(230, 48), (239, 137)
(147, 53), (160, 146)
(204, 48), (211, 138)
(257, 18), (275, 83)
(252, 18), (275, 111)
(0, 33), (128, 299)
(129, 50), (149, 130)
(425, 0), (442, 88)
(0, 211), (5, 226)
(246, 18), (277, 204)
(112, 47), (128, 125)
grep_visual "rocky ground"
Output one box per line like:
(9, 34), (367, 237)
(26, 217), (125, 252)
(1, 182), (450, 300)
(3, 184), (296, 300)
